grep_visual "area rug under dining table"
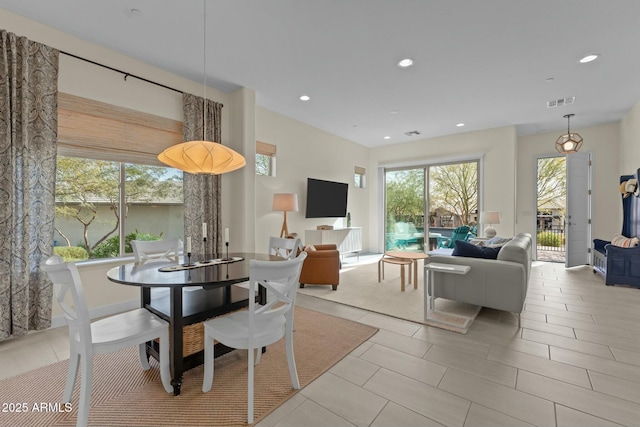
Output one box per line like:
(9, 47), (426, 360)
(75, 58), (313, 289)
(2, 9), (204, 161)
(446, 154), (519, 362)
(298, 256), (482, 334)
(0, 307), (377, 427)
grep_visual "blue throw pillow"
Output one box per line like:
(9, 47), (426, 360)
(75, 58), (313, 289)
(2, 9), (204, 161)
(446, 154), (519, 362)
(452, 240), (500, 259)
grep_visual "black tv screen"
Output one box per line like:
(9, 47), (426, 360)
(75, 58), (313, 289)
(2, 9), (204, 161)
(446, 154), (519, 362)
(305, 178), (349, 218)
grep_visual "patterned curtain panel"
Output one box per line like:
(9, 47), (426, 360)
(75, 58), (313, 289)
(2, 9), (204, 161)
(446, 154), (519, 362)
(182, 93), (223, 256)
(0, 30), (58, 340)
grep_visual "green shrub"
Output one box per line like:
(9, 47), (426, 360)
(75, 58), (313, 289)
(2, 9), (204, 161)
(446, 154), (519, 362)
(53, 246), (89, 262)
(537, 231), (563, 247)
(91, 230), (163, 259)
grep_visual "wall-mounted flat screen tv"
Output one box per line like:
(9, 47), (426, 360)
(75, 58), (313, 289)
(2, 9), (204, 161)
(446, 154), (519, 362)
(305, 178), (348, 218)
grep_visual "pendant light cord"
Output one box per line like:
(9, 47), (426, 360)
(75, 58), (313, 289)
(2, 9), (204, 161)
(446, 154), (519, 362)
(565, 113), (574, 135)
(203, 0), (207, 140)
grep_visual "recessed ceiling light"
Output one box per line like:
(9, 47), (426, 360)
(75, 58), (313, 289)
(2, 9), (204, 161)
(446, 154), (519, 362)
(383, 136), (391, 140)
(578, 54), (599, 64)
(397, 58), (414, 68)
(299, 95), (310, 101)
(390, 110), (399, 114)
(456, 123), (465, 127)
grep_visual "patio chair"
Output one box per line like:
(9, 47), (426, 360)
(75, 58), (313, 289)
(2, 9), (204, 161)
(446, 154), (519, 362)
(437, 226), (471, 249)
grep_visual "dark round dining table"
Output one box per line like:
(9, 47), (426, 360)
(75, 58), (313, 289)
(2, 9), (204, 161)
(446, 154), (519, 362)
(106, 252), (280, 395)
(107, 252), (278, 288)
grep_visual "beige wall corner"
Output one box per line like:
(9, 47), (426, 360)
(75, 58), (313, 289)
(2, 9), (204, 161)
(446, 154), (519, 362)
(225, 88), (257, 252)
(620, 100), (640, 176)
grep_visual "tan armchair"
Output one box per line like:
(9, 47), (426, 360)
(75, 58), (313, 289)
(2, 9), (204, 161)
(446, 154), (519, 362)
(299, 244), (341, 290)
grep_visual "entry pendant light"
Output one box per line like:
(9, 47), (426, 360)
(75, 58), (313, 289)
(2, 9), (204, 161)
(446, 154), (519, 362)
(157, 0), (246, 174)
(555, 114), (583, 154)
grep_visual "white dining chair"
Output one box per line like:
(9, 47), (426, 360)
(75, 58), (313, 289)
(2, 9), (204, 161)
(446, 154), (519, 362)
(233, 236), (302, 294)
(268, 236), (303, 260)
(41, 255), (172, 427)
(202, 251), (307, 424)
(131, 238), (181, 263)
(132, 237), (200, 293)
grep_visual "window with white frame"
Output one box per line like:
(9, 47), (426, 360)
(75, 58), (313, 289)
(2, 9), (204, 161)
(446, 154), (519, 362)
(256, 140), (276, 176)
(355, 166), (366, 188)
(54, 93), (184, 261)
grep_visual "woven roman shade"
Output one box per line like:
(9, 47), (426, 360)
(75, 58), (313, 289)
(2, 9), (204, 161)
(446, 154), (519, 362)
(256, 140), (276, 157)
(57, 93), (183, 165)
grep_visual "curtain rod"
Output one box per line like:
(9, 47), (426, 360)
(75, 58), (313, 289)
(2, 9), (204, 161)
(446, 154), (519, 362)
(60, 50), (184, 95)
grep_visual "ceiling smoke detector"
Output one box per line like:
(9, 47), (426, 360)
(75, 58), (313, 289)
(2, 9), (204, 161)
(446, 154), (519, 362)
(404, 130), (421, 136)
(547, 97), (575, 108)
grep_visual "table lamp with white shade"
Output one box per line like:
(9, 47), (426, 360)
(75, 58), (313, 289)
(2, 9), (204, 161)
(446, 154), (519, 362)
(273, 193), (298, 238)
(480, 211), (500, 238)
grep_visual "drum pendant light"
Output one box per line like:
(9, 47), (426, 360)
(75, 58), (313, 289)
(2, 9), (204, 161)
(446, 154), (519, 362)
(158, 0), (245, 174)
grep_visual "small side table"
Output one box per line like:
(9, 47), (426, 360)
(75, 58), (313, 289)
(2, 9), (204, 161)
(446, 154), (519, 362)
(423, 263), (471, 314)
(378, 256), (413, 291)
(383, 251), (429, 287)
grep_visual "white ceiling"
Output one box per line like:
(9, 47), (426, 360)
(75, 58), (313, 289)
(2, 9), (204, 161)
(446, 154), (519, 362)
(2, 0), (640, 148)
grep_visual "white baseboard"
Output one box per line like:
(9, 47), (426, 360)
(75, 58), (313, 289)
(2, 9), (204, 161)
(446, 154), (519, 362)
(50, 298), (139, 329)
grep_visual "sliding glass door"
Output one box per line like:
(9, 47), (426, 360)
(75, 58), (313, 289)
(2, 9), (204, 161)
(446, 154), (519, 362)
(385, 168), (425, 252)
(385, 161), (479, 253)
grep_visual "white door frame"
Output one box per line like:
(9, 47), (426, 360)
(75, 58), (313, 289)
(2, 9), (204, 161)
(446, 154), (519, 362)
(565, 151), (592, 267)
(532, 153), (592, 264)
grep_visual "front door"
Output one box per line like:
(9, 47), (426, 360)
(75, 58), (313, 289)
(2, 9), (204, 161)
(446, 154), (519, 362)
(565, 152), (591, 267)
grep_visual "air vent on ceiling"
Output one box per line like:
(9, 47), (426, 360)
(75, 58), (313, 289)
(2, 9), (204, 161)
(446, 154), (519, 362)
(404, 130), (421, 136)
(547, 97), (575, 108)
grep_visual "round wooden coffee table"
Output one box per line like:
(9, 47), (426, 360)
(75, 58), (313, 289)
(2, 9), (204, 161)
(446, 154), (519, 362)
(384, 251), (429, 287)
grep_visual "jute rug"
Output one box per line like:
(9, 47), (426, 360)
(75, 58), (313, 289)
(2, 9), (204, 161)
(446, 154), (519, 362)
(299, 256), (481, 334)
(0, 307), (376, 427)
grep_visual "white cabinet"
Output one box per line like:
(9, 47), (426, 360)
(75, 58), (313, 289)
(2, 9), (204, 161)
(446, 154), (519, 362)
(305, 227), (362, 255)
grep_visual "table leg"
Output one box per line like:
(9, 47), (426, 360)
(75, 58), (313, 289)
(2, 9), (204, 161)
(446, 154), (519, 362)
(429, 270), (435, 310)
(423, 269), (429, 320)
(169, 286), (183, 396)
(258, 284), (267, 354)
(141, 287), (151, 363)
(413, 260), (418, 289)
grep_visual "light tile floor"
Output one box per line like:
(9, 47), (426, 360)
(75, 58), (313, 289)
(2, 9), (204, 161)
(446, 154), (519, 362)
(2, 261), (640, 426)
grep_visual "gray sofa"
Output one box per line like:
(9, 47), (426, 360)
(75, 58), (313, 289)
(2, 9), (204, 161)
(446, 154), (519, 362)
(426, 233), (532, 325)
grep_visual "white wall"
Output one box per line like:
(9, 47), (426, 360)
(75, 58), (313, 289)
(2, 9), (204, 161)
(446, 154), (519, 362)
(368, 126), (518, 252)
(225, 88), (257, 252)
(620, 100), (640, 176)
(254, 107), (370, 253)
(517, 123), (621, 243)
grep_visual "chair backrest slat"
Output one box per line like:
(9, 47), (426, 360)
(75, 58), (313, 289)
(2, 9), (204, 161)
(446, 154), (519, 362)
(268, 236), (302, 260)
(248, 252), (307, 335)
(41, 255), (93, 347)
(131, 238), (181, 263)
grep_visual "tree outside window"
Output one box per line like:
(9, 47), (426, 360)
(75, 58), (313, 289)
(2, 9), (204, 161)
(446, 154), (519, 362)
(54, 156), (183, 260)
(256, 141), (276, 176)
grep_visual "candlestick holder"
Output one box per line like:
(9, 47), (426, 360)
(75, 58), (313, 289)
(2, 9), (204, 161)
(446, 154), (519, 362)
(222, 242), (231, 261)
(185, 252), (192, 267)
